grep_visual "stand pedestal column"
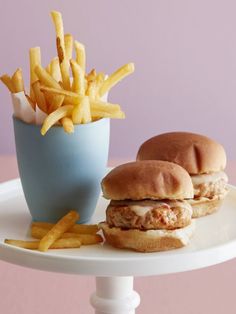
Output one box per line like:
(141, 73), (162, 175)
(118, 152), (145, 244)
(90, 276), (140, 314)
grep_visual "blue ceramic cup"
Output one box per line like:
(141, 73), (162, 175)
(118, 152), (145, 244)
(13, 117), (110, 223)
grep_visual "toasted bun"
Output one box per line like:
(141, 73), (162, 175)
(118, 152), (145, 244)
(99, 221), (195, 252)
(189, 197), (225, 218)
(137, 132), (226, 175)
(102, 160), (193, 201)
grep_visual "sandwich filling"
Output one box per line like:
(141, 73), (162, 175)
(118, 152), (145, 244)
(106, 199), (192, 230)
(191, 171), (228, 199)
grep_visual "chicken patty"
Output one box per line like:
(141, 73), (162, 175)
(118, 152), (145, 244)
(106, 199), (192, 230)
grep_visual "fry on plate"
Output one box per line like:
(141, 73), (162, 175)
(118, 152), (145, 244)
(32, 221), (100, 234)
(38, 210), (79, 252)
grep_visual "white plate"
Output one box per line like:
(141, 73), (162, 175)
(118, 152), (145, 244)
(0, 179), (235, 277)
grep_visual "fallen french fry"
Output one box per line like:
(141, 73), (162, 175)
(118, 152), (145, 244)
(29, 47), (41, 101)
(61, 117), (74, 134)
(31, 80), (47, 113)
(0, 74), (15, 93)
(11, 68), (24, 93)
(41, 104), (73, 135)
(5, 238), (81, 250)
(99, 63), (135, 97)
(32, 222), (99, 234)
(38, 210), (79, 252)
(31, 226), (103, 245)
(74, 40), (86, 72)
(64, 34), (73, 60)
(70, 59), (85, 95)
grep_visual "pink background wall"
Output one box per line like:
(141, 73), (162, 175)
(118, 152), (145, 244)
(1, 1), (236, 314)
(0, 0), (235, 159)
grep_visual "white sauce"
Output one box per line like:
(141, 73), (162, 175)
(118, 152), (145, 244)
(191, 171), (228, 186)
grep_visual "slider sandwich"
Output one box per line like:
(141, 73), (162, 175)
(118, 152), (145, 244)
(137, 132), (228, 218)
(99, 160), (195, 252)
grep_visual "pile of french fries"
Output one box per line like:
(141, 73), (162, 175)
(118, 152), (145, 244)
(5, 210), (103, 252)
(0, 10), (135, 135)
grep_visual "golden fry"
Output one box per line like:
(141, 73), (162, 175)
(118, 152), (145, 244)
(51, 11), (65, 62)
(70, 59), (85, 95)
(32, 222), (99, 234)
(40, 86), (82, 106)
(0, 74), (15, 93)
(74, 40), (86, 72)
(11, 68), (24, 93)
(41, 104), (72, 135)
(43, 91), (64, 113)
(91, 110), (125, 119)
(64, 34), (73, 60)
(86, 80), (97, 98)
(38, 210), (79, 252)
(72, 101), (83, 124)
(99, 63), (135, 97)
(60, 59), (71, 90)
(29, 47), (41, 101)
(81, 96), (91, 123)
(34, 65), (61, 89)
(5, 238), (81, 250)
(61, 117), (74, 134)
(50, 57), (61, 81)
(45, 63), (51, 74)
(31, 81), (47, 113)
(86, 69), (96, 82)
(31, 226), (103, 245)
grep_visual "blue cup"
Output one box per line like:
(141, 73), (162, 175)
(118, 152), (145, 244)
(13, 117), (110, 223)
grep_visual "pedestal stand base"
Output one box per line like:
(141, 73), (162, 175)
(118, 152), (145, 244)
(90, 276), (140, 314)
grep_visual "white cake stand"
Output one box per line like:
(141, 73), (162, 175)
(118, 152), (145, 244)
(0, 179), (236, 314)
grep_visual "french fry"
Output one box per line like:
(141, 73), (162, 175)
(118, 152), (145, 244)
(70, 59), (85, 95)
(43, 90), (64, 113)
(86, 80), (97, 98)
(32, 221), (99, 234)
(50, 57), (61, 82)
(51, 11), (65, 61)
(29, 47), (41, 101)
(31, 81), (47, 113)
(63, 233), (103, 245)
(64, 34), (73, 60)
(5, 239), (39, 250)
(99, 63), (135, 97)
(31, 226), (103, 245)
(91, 110), (125, 119)
(11, 68), (24, 93)
(5, 238), (81, 250)
(61, 117), (74, 134)
(72, 96), (91, 124)
(51, 11), (70, 90)
(41, 104), (73, 135)
(81, 96), (91, 123)
(38, 210), (79, 252)
(45, 63), (51, 74)
(90, 100), (121, 113)
(60, 59), (71, 90)
(40, 85), (82, 106)
(0, 74), (15, 93)
(86, 69), (96, 82)
(95, 72), (105, 98)
(34, 65), (62, 89)
(74, 40), (86, 72)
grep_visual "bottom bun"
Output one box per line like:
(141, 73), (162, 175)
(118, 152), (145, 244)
(99, 221), (195, 253)
(189, 197), (225, 218)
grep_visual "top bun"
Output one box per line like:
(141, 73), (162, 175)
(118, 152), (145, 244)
(101, 160), (193, 201)
(137, 132), (226, 175)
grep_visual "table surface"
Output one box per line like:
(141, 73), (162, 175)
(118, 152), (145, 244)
(0, 156), (236, 277)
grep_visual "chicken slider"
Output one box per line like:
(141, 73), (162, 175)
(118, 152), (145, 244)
(99, 160), (195, 252)
(137, 132), (228, 218)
